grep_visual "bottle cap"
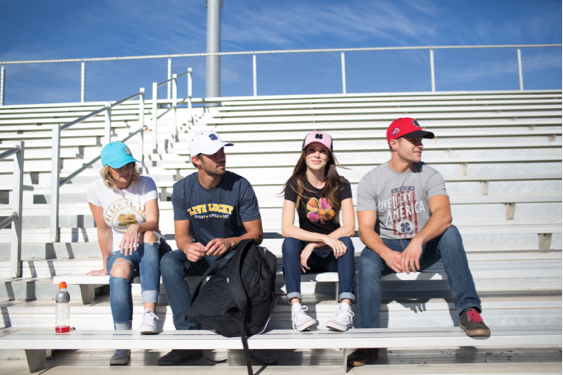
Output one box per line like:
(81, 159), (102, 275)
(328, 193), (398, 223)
(59, 281), (67, 289)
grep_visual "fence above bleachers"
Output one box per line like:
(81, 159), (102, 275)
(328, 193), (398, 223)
(0, 44), (561, 106)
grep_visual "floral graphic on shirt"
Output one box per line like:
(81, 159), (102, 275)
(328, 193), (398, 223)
(306, 198), (335, 224)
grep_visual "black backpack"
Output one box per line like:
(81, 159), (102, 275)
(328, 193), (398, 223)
(187, 239), (277, 374)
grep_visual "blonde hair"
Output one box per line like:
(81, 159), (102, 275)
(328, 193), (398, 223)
(100, 163), (140, 189)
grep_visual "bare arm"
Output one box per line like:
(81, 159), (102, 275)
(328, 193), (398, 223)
(206, 218), (264, 256)
(119, 198), (160, 255)
(401, 195), (452, 273)
(174, 219), (206, 262)
(87, 203), (112, 275)
(357, 210), (404, 273)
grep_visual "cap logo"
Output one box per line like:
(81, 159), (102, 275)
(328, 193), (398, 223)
(315, 133), (323, 140)
(413, 120), (421, 127)
(124, 147), (132, 155)
(392, 128), (401, 137)
(209, 133), (218, 141)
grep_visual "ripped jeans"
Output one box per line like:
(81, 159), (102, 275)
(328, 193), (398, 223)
(106, 239), (171, 328)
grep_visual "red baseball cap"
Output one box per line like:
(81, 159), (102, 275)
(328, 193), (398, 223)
(386, 118), (435, 143)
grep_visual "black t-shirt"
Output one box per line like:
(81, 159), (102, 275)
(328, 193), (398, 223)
(284, 176), (352, 236)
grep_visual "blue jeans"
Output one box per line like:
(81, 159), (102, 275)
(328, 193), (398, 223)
(356, 225), (481, 328)
(160, 249), (235, 330)
(282, 237), (356, 302)
(106, 239), (172, 328)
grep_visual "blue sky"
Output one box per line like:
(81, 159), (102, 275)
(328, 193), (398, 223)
(0, 0), (561, 62)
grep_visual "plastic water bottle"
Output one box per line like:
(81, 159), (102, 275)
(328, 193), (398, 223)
(55, 281), (71, 333)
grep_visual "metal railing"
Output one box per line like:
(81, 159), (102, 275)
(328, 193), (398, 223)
(49, 90), (146, 242)
(151, 68), (193, 152)
(0, 142), (24, 278)
(0, 44), (560, 106)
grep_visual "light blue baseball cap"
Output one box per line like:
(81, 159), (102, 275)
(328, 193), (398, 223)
(101, 142), (139, 168)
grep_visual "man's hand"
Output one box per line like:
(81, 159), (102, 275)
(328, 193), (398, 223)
(184, 242), (207, 262)
(206, 238), (233, 257)
(401, 241), (423, 274)
(381, 249), (404, 273)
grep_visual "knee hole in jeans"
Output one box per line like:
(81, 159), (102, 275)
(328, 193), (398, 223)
(111, 259), (133, 280)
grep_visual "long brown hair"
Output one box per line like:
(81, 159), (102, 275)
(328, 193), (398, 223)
(281, 145), (349, 222)
(101, 162), (140, 190)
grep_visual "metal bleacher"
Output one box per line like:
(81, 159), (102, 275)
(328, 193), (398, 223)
(0, 89), (561, 373)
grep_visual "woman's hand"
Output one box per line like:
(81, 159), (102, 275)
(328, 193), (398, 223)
(300, 243), (315, 273)
(321, 235), (348, 259)
(87, 269), (108, 276)
(120, 224), (140, 256)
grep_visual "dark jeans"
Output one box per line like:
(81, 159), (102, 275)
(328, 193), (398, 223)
(356, 225), (481, 328)
(282, 237), (356, 302)
(160, 249), (235, 330)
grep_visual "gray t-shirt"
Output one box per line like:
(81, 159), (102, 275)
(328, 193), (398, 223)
(357, 162), (447, 240)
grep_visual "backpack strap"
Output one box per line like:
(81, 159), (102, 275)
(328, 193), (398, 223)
(227, 239), (255, 315)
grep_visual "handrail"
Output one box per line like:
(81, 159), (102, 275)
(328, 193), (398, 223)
(50, 89), (146, 242)
(151, 68), (192, 152)
(0, 141), (24, 278)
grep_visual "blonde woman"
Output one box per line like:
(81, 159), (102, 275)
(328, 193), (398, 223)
(87, 142), (170, 365)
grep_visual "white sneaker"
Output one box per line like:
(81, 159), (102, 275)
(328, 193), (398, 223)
(292, 305), (317, 332)
(326, 305), (354, 331)
(139, 309), (159, 334)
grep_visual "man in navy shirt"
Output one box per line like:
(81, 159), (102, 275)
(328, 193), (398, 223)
(159, 130), (275, 365)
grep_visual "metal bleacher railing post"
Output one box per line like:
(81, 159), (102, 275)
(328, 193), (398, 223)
(430, 49), (436, 92)
(80, 61), (86, 103)
(50, 125), (61, 242)
(0, 141), (24, 278)
(0, 65), (4, 106)
(252, 54), (257, 97)
(104, 102), (112, 144)
(152, 81), (158, 153)
(340, 51), (346, 94)
(188, 68), (193, 123)
(517, 48), (524, 90)
(172, 73), (178, 133)
(139, 87), (145, 172)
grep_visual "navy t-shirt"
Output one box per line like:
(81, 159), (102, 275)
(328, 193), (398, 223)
(172, 171), (261, 247)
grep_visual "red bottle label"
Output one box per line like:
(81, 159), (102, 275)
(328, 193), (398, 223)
(55, 326), (70, 333)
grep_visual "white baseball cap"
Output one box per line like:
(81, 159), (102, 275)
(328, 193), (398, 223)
(189, 130), (233, 156)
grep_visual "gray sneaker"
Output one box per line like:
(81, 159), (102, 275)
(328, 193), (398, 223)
(110, 349), (131, 365)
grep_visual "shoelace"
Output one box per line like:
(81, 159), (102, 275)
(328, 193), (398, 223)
(292, 306), (311, 329)
(142, 310), (159, 325)
(334, 307), (354, 322)
(466, 309), (483, 323)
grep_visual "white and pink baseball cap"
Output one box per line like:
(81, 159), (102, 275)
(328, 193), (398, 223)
(302, 131), (333, 151)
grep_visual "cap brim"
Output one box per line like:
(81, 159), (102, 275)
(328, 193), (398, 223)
(198, 142), (234, 156)
(402, 130), (435, 139)
(106, 156), (139, 168)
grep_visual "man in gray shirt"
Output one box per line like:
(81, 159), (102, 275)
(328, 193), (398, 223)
(348, 118), (490, 367)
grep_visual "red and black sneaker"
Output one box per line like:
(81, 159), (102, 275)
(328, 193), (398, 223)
(347, 348), (379, 367)
(460, 308), (491, 337)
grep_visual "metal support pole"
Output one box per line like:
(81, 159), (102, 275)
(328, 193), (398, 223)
(341, 51), (347, 94)
(206, 0), (222, 99)
(430, 49), (436, 92)
(80, 61), (85, 103)
(104, 103), (112, 145)
(0, 65), (5, 106)
(517, 48), (524, 91)
(50, 125), (61, 243)
(187, 68), (193, 124)
(152, 82), (158, 153)
(139, 88), (145, 171)
(253, 54), (257, 96)
(11, 141), (24, 278)
(172, 74), (178, 132)
(167, 58), (172, 100)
